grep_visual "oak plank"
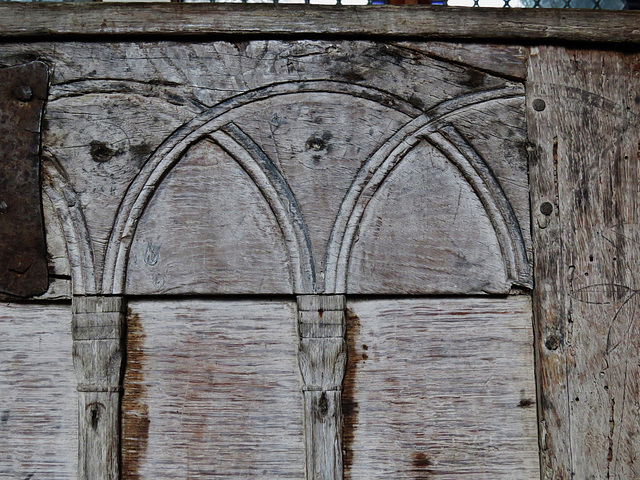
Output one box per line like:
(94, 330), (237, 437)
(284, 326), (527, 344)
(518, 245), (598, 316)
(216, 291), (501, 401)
(528, 46), (640, 480)
(0, 302), (77, 479)
(343, 296), (539, 479)
(0, 4), (638, 45)
(122, 299), (306, 479)
(394, 41), (528, 80)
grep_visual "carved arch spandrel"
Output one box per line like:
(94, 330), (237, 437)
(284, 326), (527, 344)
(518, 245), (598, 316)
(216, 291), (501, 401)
(43, 79), (531, 298)
(323, 85), (532, 294)
(102, 80), (423, 295)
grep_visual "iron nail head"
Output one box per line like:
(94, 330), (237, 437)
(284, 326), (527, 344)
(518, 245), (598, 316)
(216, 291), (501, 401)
(532, 98), (546, 112)
(540, 202), (553, 216)
(13, 85), (33, 102)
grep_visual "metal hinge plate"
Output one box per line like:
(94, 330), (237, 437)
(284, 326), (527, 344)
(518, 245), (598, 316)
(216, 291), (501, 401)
(0, 61), (49, 297)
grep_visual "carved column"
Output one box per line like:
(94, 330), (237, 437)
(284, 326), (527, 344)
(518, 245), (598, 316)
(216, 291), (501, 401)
(297, 295), (347, 480)
(72, 296), (126, 480)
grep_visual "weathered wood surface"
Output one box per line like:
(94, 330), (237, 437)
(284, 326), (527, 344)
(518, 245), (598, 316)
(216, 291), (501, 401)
(72, 296), (126, 480)
(0, 302), (77, 479)
(297, 295), (347, 480)
(528, 47), (640, 480)
(343, 297), (539, 479)
(0, 4), (639, 44)
(0, 41), (531, 296)
(121, 299), (306, 479)
(393, 42), (528, 81)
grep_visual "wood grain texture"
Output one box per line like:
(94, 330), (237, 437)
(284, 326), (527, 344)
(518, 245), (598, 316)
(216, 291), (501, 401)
(126, 138), (293, 295)
(2, 40), (530, 294)
(0, 4), (639, 44)
(345, 140), (509, 294)
(6, 40), (530, 296)
(72, 296), (126, 480)
(394, 41), (528, 81)
(343, 297), (539, 479)
(0, 302), (77, 479)
(528, 46), (640, 480)
(298, 295), (347, 480)
(122, 299), (306, 479)
(43, 92), (201, 293)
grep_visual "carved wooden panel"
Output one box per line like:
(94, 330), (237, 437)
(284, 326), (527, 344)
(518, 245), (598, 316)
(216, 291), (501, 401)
(1, 9), (640, 480)
(1, 36), (538, 480)
(29, 40), (532, 297)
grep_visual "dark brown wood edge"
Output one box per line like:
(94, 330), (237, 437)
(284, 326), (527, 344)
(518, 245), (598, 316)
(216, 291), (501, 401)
(0, 3), (639, 45)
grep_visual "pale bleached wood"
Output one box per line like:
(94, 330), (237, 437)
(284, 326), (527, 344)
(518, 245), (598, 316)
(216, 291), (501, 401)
(122, 299), (305, 479)
(72, 296), (126, 480)
(343, 297), (539, 479)
(0, 4), (638, 45)
(526, 48), (571, 480)
(0, 42), (530, 296)
(0, 302), (77, 479)
(394, 41), (528, 81)
(528, 46), (640, 480)
(43, 93), (201, 293)
(297, 295), (347, 480)
(125, 139), (294, 295)
(43, 191), (71, 279)
(346, 140), (511, 294)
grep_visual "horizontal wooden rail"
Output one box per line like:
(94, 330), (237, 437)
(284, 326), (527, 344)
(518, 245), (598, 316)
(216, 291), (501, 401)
(0, 3), (639, 44)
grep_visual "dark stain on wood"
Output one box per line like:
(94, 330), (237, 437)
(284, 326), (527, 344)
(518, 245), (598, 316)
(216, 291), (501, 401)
(314, 392), (329, 422)
(131, 143), (154, 162)
(122, 309), (149, 480)
(88, 403), (101, 430)
(342, 70), (366, 83)
(342, 307), (361, 479)
(462, 67), (486, 88)
(411, 451), (434, 479)
(0, 410), (9, 424)
(89, 141), (115, 163)
(519, 398), (535, 408)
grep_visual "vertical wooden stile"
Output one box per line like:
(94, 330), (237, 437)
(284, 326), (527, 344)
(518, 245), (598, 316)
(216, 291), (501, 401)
(528, 46), (640, 480)
(72, 296), (126, 480)
(297, 295), (347, 480)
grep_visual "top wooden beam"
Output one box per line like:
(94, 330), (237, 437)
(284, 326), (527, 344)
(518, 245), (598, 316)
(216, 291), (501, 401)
(0, 3), (639, 44)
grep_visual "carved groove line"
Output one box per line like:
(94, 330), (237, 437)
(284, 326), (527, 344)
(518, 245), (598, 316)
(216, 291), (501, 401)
(323, 86), (530, 293)
(211, 125), (316, 292)
(102, 80), (422, 294)
(41, 159), (97, 295)
(429, 126), (532, 287)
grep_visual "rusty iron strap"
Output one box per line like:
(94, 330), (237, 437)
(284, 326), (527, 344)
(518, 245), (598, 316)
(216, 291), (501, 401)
(0, 61), (49, 297)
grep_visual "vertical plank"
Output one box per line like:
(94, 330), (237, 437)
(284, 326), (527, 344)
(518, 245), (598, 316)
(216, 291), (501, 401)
(528, 46), (640, 479)
(297, 295), (347, 480)
(72, 296), (126, 480)
(527, 47), (573, 480)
